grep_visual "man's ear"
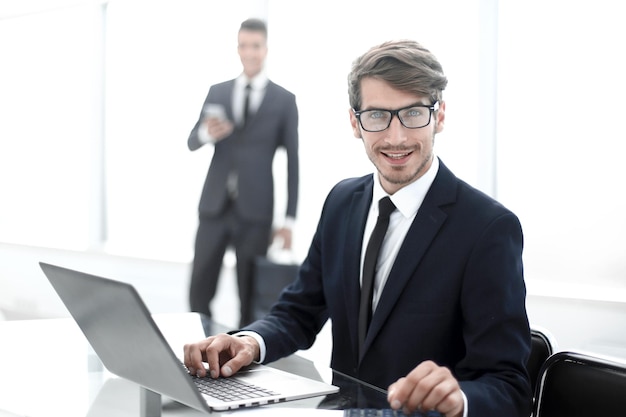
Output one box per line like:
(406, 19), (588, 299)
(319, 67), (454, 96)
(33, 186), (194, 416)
(434, 101), (446, 134)
(349, 108), (362, 139)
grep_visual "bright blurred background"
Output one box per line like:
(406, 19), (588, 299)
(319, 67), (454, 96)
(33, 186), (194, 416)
(1, 0), (625, 359)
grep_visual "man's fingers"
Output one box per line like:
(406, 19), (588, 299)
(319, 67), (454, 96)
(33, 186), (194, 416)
(183, 335), (227, 378)
(388, 361), (437, 409)
(204, 336), (232, 378)
(388, 361), (463, 416)
(412, 369), (456, 411)
(218, 336), (257, 376)
(207, 119), (234, 141)
(183, 334), (259, 379)
(183, 339), (209, 377)
(423, 382), (464, 417)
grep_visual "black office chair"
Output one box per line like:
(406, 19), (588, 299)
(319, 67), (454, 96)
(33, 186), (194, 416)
(533, 350), (626, 417)
(527, 325), (557, 395)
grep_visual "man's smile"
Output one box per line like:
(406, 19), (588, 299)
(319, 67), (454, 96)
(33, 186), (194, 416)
(381, 150), (413, 163)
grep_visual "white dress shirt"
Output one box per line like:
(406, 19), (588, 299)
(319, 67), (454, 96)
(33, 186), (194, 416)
(197, 71), (269, 143)
(363, 156), (439, 313)
(232, 72), (268, 126)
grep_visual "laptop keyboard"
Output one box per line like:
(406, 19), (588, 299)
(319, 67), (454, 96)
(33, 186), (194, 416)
(344, 409), (443, 417)
(192, 375), (279, 402)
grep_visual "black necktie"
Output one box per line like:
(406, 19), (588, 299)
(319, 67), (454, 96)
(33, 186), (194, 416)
(358, 196), (396, 352)
(243, 83), (251, 125)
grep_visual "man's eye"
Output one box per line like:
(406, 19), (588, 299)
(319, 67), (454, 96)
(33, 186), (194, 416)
(369, 111), (387, 119)
(404, 108), (422, 117)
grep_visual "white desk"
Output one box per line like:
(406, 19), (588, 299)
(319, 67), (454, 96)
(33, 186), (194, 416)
(0, 314), (225, 416)
(0, 313), (353, 417)
(0, 313), (390, 416)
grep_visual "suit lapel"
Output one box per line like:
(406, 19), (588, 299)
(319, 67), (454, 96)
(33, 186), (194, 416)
(359, 161), (458, 361)
(343, 179), (373, 356)
(224, 79), (236, 120)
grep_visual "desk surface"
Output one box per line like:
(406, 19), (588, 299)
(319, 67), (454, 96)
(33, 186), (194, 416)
(0, 313), (391, 416)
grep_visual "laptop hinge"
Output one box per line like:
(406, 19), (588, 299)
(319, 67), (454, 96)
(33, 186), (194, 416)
(140, 386), (161, 417)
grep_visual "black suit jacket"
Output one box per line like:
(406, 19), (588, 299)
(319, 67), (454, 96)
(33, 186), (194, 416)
(188, 79), (298, 223)
(245, 159), (532, 417)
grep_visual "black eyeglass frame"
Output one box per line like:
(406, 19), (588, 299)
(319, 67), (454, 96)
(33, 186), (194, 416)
(353, 101), (440, 132)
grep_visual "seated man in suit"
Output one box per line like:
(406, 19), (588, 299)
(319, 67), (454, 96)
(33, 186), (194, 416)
(183, 39), (532, 417)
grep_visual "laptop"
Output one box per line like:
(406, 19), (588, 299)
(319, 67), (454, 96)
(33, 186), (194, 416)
(40, 262), (338, 413)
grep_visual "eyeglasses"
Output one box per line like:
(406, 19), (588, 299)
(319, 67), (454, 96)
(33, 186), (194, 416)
(353, 102), (439, 132)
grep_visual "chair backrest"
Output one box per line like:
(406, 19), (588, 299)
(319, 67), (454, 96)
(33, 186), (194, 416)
(533, 350), (626, 417)
(528, 325), (557, 395)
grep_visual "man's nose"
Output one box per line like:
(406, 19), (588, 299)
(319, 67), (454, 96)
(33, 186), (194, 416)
(385, 115), (408, 144)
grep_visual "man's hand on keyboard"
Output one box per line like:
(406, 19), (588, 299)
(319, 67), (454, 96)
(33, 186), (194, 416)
(183, 333), (260, 379)
(387, 361), (464, 417)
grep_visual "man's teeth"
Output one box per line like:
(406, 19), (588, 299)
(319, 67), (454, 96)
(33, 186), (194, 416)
(385, 152), (409, 159)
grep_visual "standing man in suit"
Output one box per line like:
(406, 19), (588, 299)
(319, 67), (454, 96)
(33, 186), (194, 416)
(183, 40), (531, 417)
(187, 18), (298, 327)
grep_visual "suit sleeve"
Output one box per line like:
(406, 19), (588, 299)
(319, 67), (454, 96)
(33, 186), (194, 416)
(188, 88), (214, 151)
(281, 93), (299, 219)
(457, 212), (532, 417)
(242, 183), (336, 361)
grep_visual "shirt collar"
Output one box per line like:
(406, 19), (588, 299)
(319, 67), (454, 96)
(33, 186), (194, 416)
(236, 71), (269, 91)
(372, 155), (440, 218)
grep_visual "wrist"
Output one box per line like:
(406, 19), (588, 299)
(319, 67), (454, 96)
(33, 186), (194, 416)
(240, 335), (261, 362)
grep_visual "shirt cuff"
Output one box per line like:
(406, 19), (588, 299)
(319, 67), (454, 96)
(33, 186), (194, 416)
(461, 390), (468, 417)
(197, 119), (213, 144)
(280, 216), (296, 229)
(235, 330), (267, 363)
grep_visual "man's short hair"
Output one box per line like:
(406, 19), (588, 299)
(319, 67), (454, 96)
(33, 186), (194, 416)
(348, 40), (448, 110)
(240, 18), (267, 38)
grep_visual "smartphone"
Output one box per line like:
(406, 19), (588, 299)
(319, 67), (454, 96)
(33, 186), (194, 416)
(203, 103), (226, 121)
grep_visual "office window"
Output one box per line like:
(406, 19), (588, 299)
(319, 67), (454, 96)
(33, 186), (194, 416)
(103, 0), (267, 260)
(102, 0), (490, 261)
(7, 0), (622, 296)
(0, 3), (104, 250)
(497, 0), (626, 290)
(1, 0), (491, 261)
